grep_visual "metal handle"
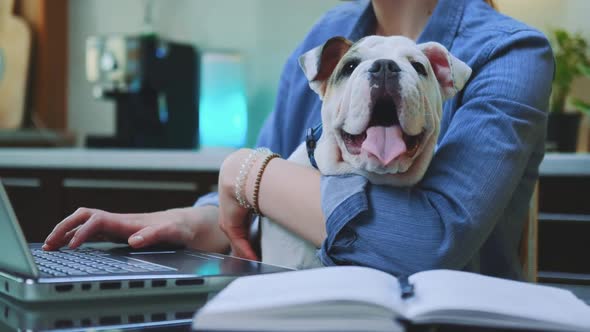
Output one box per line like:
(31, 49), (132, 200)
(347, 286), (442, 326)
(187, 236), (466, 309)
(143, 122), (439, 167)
(1, 177), (41, 188)
(62, 178), (199, 192)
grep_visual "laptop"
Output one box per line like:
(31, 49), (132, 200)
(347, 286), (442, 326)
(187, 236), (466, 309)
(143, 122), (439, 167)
(1, 292), (208, 331)
(0, 182), (290, 302)
(0, 294), (212, 332)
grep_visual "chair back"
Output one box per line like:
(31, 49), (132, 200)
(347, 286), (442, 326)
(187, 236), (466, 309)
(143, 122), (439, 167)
(520, 182), (539, 282)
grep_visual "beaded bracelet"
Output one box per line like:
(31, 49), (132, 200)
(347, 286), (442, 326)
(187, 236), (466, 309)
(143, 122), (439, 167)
(234, 148), (270, 209)
(251, 152), (281, 216)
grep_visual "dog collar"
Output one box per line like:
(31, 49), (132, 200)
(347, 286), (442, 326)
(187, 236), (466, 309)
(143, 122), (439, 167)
(306, 123), (323, 170)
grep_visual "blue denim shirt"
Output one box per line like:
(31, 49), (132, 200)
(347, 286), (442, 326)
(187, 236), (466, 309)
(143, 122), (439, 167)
(197, 0), (554, 280)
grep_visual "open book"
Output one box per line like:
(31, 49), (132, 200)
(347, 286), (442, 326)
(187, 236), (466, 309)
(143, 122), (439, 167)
(193, 266), (590, 332)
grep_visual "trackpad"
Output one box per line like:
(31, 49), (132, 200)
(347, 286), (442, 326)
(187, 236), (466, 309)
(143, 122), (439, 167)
(127, 251), (223, 272)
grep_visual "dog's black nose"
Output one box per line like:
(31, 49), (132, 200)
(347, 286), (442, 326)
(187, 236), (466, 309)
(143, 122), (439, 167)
(369, 59), (401, 75)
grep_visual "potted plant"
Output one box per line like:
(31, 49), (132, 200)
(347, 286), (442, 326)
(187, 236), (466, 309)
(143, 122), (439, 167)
(548, 29), (590, 152)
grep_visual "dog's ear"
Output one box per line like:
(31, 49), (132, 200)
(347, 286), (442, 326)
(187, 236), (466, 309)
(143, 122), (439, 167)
(299, 36), (353, 98)
(419, 42), (472, 100)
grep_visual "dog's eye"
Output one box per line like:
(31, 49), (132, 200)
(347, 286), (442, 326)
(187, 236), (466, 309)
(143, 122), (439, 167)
(341, 59), (360, 77)
(411, 61), (427, 76)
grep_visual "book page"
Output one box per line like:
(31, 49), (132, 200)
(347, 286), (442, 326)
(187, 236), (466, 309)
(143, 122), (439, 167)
(406, 270), (590, 330)
(199, 266), (404, 316)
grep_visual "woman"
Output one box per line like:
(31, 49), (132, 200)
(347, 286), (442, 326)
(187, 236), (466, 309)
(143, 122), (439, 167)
(44, 0), (553, 280)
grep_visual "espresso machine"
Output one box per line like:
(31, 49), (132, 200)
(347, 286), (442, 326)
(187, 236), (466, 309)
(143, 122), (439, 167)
(85, 34), (198, 149)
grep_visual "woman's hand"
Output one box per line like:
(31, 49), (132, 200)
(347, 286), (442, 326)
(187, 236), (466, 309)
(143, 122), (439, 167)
(43, 205), (229, 253)
(217, 148), (259, 261)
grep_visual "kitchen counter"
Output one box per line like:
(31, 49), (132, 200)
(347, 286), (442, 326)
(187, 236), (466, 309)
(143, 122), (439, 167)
(0, 148), (587, 175)
(0, 147), (234, 171)
(538, 153), (590, 176)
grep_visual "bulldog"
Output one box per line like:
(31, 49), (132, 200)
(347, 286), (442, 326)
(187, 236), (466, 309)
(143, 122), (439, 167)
(260, 35), (472, 269)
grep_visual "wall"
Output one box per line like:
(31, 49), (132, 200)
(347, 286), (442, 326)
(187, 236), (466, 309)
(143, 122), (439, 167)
(497, 0), (590, 150)
(497, 0), (590, 102)
(69, 1), (590, 148)
(68, 0), (339, 147)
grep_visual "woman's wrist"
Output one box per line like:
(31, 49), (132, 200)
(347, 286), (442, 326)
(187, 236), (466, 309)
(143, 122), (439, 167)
(246, 151), (280, 215)
(224, 147), (325, 246)
(224, 147), (280, 215)
(168, 206), (230, 253)
(243, 150), (281, 216)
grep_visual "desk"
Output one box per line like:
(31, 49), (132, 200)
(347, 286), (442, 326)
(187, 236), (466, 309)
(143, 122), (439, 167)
(0, 293), (210, 331)
(0, 292), (577, 332)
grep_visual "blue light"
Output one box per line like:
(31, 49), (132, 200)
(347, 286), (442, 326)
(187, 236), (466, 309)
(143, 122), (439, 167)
(195, 261), (221, 276)
(155, 45), (168, 59)
(199, 52), (248, 147)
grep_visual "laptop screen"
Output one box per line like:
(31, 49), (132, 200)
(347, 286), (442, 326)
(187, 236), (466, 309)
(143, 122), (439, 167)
(0, 181), (38, 278)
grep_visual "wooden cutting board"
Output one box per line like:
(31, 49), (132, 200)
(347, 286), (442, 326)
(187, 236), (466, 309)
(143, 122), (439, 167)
(0, 0), (31, 128)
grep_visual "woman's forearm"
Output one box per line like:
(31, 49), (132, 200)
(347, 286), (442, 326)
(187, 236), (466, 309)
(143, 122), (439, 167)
(247, 158), (326, 247)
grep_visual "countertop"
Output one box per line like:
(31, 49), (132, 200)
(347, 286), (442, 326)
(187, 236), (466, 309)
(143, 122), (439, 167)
(538, 153), (590, 176)
(0, 148), (587, 175)
(0, 147), (235, 172)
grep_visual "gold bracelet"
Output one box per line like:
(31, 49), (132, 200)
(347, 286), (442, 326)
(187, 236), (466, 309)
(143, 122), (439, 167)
(252, 152), (280, 216)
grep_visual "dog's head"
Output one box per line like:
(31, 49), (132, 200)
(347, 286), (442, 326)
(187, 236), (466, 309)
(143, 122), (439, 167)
(299, 35), (472, 186)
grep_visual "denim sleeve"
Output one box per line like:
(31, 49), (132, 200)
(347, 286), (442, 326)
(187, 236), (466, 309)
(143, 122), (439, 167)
(254, 51), (296, 156)
(256, 56), (293, 155)
(194, 192), (220, 208)
(318, 31), (554, 275)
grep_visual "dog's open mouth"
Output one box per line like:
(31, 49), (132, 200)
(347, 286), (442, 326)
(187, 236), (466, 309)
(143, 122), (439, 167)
(341, 95), (424, 165)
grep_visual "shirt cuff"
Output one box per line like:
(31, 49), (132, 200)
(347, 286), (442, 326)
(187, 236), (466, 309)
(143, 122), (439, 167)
(317, 174), (369, 266)
(194, 192), (220, 208)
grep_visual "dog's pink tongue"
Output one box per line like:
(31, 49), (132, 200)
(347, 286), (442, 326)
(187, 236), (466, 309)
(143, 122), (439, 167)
(361, 126), (407, 166)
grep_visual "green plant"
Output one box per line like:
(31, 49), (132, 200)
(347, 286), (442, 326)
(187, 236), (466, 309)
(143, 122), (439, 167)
(550, 29), (590, 114)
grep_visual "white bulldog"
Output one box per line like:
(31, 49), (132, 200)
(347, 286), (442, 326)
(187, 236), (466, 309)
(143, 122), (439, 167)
(260, 35), (472, 269)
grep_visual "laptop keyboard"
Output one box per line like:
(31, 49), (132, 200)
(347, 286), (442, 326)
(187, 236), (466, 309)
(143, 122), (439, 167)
(31, 248), (173, 277)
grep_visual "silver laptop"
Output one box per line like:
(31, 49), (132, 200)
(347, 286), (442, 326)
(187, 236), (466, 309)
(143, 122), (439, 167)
(0, 182), (290, 302)
(1, 292), (208, 331)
